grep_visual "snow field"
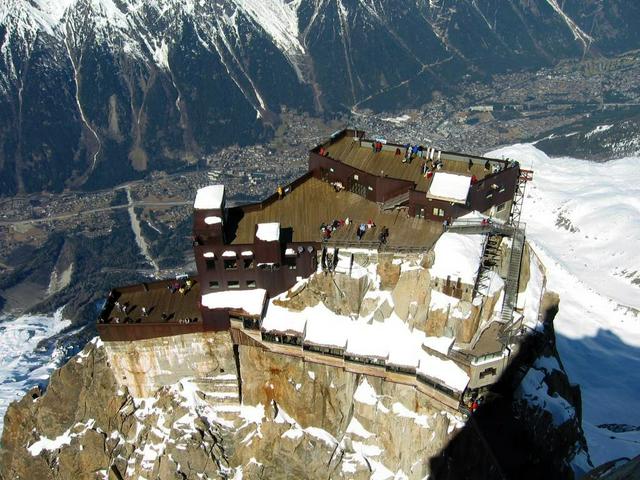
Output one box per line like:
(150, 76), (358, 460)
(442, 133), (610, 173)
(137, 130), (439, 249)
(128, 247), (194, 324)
(487, 144), (640, 466)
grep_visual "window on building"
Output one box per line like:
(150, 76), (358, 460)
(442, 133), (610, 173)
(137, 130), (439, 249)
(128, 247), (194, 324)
(486, 192), (494, 199)
(246, 280), (256, 288)
(432, 207), (445, 217)
(208, 280), (219, 289)
(417, 208), (425, 219)
(353, 174), (359, 180)
(243, 258), (254, 269)
(227, 280), (240, 289)
(224, 259), (238, 270)
(206, 259), (215, 270)
(479, 367), (497, 379)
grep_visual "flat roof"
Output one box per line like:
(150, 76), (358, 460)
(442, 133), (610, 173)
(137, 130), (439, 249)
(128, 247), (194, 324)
(225, 177), (442, 248)
(324, 135), (493, 192)
(101, 279), (201, 325)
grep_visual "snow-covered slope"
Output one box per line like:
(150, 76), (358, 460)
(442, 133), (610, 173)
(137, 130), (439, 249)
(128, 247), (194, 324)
(0, 309), (71, 433)
(487, 144), (640, 466)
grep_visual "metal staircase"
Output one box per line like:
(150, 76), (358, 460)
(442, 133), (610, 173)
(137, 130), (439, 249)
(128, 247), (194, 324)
(500, 227), (526, 324)
(509, 169), (533, 227)
(472, 234), (503, 298)
(381, 191), (410, 210)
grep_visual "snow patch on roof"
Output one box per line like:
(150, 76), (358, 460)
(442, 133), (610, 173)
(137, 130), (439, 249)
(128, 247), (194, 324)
(422, 336), (454, 355)
(261, 303), (307, 335)
(346, 322), (389, 359)
(418, 352), (469, 393)
(428, 172), (471, 203)
(201, 289), (266, 316)
(304, 304), (350, 348)
(256, 222), (280, 242)
(204, 216), (222, 225)
(194, 185), (225, 210)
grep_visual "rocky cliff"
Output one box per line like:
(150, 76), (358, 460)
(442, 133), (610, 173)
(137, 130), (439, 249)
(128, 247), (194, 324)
(0, 246), (592, 479)
(1, 307), (590, 479)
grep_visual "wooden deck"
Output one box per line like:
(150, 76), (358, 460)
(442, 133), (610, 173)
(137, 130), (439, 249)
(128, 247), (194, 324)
(100, 279), (202, 326)
(325, 135), (491, 193)
(227, 177), (442, 247)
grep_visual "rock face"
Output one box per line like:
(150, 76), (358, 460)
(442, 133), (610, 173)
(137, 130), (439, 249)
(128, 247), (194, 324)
(0, 336), (464, 479)
(0, 249), (592, 479)
(1, 305), (591, 479)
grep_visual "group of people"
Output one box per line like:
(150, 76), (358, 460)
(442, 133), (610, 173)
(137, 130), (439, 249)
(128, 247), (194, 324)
(320, 218), (385, 242)
(420, 158), (444, 178)
(320, 218), (351, 240)
(469, 394), (484, 413)
(167, 278), (193, 295)
(355, 219), (378, 240)
(371, 141), (385, 153)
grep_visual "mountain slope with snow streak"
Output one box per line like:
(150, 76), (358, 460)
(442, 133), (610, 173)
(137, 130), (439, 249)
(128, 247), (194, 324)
(486, 144), (640, 467)
(2, 0), (640, 194)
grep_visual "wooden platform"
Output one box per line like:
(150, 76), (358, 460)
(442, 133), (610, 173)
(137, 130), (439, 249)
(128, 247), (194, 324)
(325, 135), (491, 193)
(227, 177), (442, 247)
(100, 279), (202, 326)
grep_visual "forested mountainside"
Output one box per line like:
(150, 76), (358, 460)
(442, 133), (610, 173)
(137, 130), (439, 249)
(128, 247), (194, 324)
(1, 0), (639, 194)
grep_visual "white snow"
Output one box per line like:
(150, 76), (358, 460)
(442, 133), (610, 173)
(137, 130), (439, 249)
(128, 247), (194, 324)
(221, 250), (237, 258)
(0, 307), (71, 433)
(517, 365), (575, 427)
(304, 306), (349, 348)
(354, 379), (380, 406)
(517, 250), (545, 330)
(487, 143), (640, 466)
(429, 290), (460, 312)
(585, 124), (613, 139)
(201, 289), (266, 316)
(427, 172), (472, 203)
(28, 428), (73, 455)
(285, 248), (296, 256)
(422, 336), (454, 355)
(203, 251), (215, 258)
(194, 185), (225, 210)
(241, 250), (253, 257)
(261, 303), (306, 336)
(346, 417), (374, 439)
(28, 419), (95, 456)
(430, 232), (484, 285)
(231, 0), (304, 55)
(255, 222), (280, 242)
(417, 352), (469, 393)
(345, 321), (389, 359)
(204, 216), (222, 225)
